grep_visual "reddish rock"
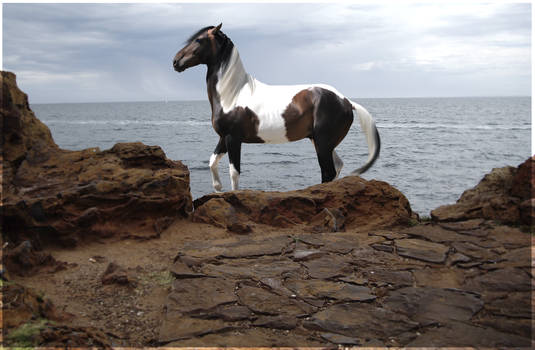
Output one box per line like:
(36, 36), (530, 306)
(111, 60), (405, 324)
(4, 240), (75, 277)
(431, 157), (534, 225)
(510, 156), (534, 200)
(193, 176), (413, 231)
(1, 71), (192, 249)
(100, 262), (134, 286)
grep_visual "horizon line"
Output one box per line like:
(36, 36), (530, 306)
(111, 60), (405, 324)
(31, 95), (532, 105)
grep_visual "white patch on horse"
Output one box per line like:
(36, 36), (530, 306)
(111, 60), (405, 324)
(216, 48), (250, 113)
(209, 153), (224, 192)
(229, 162), (240, 190)
(215, 47), (346, 144)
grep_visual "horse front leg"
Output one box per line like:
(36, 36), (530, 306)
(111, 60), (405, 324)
(225, 134), (242, 191)
(209, 137), (227, 192)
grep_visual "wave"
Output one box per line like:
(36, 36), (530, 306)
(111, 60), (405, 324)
(377, 123), (531, 131)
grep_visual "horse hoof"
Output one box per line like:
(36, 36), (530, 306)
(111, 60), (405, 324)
(213, 183), (223, 192)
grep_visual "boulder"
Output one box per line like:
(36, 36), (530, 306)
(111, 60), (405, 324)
(1, 71), (193, 248)
(431, 157), (534, 225)
(193, 176), (413, 232)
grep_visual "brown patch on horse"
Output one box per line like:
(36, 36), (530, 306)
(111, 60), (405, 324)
(240, 107), (264, 143)
(282, 89), (315, 141)
(212, 106), (264, 144)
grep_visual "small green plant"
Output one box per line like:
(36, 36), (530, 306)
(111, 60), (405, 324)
(5, 319), (48, 347)
(138, 270), (175, 287)
(150, 270), (175, 286)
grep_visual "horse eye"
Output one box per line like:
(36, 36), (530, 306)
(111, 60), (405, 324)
(195, 38), (202, 43)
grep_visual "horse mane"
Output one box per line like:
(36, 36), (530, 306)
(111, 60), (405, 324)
(186, 26), (214, 44)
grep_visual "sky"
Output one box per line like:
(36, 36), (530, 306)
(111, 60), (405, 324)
(2, 2), (532, 103)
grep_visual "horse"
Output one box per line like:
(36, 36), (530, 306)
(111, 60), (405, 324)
(173, 23), (380, 192)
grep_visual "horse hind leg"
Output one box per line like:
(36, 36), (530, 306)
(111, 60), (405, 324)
(312, 140), (337, 183)
(310, 138), (338, 183)
(332, 150), (343, 179)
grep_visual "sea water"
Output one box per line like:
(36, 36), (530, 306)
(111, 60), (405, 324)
(33, 97), (531, 216)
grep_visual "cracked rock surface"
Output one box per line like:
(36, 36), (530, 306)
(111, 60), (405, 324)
(160, 220), (532, 347)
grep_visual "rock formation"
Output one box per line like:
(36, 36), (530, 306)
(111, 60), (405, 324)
(2, 71), (193, 248)
(193, 176), (414, 233)
(431, 157), (534, 225)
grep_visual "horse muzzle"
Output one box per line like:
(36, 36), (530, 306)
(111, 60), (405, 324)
(173, 58), (185, 72)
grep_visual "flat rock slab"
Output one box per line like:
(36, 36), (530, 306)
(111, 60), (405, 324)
(413, 268), (465, 289)
(486, 292), (531, 318)
(384, 287), (483, 325)
(159, 314), (232, 343)
(304, 302), (419, 339)
(365, 268), (414, 287)
(285, 279), (376, 302)
(407, 321), (531, 347)
(237, 285), (314, 317)
(167, 278), (237, 313)
(464, 267), (532, 292)
(403, 224), (479, 243)
(320, 333), (362, 345)
(303, 254), (353, 279)
(395, 238), (449, 263)
(201, 256), (301, 280)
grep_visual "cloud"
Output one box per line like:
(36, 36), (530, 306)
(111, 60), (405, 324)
(2, 2), (531, 103)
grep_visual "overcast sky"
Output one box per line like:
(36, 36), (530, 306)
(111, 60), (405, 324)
(2, 2), (531, 103)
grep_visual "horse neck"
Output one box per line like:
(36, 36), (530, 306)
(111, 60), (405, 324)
(207, 46), (252, 113)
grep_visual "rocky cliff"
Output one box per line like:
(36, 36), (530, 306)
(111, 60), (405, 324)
(2, 71), (193, 248)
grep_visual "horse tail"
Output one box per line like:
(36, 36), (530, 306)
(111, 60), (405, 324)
(349, 101), (381, 175)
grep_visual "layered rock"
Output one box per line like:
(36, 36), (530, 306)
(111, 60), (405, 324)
(431, 157), (534, 224)
(193, 176), (414, 232)
(1, 71), (193, 248)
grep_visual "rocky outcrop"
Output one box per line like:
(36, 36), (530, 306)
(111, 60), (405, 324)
(431, 157), (534, 225)
(193, 176), (414, 233)
(1, 72), (193, 248)
(160, 219), (531, 347)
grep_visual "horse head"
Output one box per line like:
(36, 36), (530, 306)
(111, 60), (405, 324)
(173, 23), (223, 72)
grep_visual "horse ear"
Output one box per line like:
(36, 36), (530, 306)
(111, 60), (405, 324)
(213, 23), (222, 33)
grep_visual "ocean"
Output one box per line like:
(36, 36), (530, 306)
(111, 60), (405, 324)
(32, 97), (531, 216)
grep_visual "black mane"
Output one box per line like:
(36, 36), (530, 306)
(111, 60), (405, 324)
(186, 26), (214, 44)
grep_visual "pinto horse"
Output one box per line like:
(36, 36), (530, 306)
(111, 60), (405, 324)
(173, 24), (380, 191)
